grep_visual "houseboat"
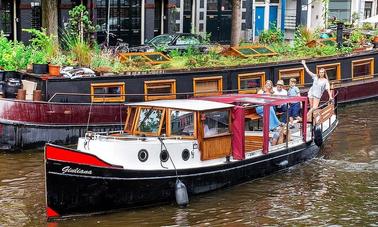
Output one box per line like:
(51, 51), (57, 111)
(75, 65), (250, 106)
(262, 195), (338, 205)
(45, 93), (338, 220)
(1, 49), (376, 151)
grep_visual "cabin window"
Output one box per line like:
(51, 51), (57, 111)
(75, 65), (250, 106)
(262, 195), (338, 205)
(203, 110), (230, 138)
(135, 108), (164, 135)
(317, 63), (341, 81)
(238, 72), (266, 94)
(352, 58), (374, 80)
(169, 110), (195, 137)
(144, 80), (176, 101)
(279, 68), (305, 86)
(91, 82), (125, 102)
(125, 107), (137, 132)
(193, 76), (223, 97)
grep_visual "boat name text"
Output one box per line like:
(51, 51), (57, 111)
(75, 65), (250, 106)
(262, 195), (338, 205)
(62, 166), (93, 175)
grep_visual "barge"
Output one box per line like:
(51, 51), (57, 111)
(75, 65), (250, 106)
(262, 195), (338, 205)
(45, 94), (338, 219)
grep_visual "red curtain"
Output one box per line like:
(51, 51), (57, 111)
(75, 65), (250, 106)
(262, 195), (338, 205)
(231, 106), (245, 160)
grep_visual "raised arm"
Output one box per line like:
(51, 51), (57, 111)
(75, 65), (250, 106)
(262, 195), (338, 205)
(326, 81), (333, 100)
(301, 60), (317, 78)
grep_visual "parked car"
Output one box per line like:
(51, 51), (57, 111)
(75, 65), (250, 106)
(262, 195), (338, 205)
(129, 33), (211, 54)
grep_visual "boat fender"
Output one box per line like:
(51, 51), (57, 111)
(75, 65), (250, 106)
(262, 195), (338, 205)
(175, 179), (189, 208)
(276, 159), (288, 167)
(314, 125), (323, 147)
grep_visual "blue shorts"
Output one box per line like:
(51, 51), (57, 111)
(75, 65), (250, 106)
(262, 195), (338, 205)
(289, 103), (300, 118)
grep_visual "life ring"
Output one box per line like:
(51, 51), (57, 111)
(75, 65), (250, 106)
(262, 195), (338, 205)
(314, 125), (323, 147)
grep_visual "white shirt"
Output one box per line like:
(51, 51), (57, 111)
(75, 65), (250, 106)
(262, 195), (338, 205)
(273, 87), (288, 96)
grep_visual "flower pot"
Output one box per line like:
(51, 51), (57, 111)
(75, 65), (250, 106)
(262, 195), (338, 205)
(48, 64), (61, 76)
(32, 63), (49, 74)
(372, 36), (378, 43)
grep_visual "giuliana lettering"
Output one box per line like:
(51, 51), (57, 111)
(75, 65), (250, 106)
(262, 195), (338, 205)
(62, 166), (92, 175)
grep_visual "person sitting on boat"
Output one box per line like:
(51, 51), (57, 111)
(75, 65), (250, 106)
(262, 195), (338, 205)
(273, 80), (288, 123)
(287, 78), (301, 128)
(256, 81), (281, 131)
(301, 60), (333, 121)
(258, 80), (274, 95)
(271, 125), (291, 146)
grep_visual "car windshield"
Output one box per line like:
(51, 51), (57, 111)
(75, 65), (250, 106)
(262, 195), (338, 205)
(147, 35), (174, 46)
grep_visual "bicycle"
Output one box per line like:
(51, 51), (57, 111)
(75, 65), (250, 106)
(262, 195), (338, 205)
(100, 31), (129, 55)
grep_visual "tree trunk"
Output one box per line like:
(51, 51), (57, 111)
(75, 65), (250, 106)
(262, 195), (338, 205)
(42, 0), (58, 40)
(230, 0), (241, 47)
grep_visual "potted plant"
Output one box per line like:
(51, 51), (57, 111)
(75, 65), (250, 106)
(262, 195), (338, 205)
(49, 54), (66, 76)
(32, 51), (48, 74)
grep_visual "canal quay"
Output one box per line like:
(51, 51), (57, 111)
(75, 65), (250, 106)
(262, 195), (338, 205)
(0, 100), (377, 226)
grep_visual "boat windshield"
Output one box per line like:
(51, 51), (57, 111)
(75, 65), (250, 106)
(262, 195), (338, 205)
(203, 110), (230, 137)
(170, 110), (195, 136)
(136, 108), (163, 134)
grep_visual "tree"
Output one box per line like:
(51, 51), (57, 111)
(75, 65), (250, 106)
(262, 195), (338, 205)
(230, 0), (241, 47)
(41, 0), (58, 43)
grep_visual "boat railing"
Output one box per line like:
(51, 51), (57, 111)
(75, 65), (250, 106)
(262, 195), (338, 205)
(310, 90), (339, 139)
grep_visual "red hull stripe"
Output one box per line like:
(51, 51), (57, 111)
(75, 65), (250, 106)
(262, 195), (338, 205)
(45, 144), (117, 168)
(47, 207), (60, 218)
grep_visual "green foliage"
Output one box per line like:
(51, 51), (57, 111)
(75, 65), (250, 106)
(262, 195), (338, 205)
(0, 32), (33, 70)
(258, 27), (284, 44)
(61, 30), (92, 67)
(294, 26), (314, 48)
(67, 4), (96, 42)
(350, 29), (366, 44)
(23, 28), (57, 61)
(362, 22), (374, 30)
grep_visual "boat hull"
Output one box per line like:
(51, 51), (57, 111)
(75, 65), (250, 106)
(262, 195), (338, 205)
(45, 120), (338, 219)
(0, 98), (126, 151)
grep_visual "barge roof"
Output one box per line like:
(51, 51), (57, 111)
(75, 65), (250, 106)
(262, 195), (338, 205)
(127, 99), (234, 111)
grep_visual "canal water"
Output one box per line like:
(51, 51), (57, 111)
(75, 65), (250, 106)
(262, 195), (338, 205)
(0, 101), (377, 226)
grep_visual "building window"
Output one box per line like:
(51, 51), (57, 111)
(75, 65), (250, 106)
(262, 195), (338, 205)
(31, 1), (42, 29)
(193, 76), (223, 97)
(279, 68), (305, 86)
(199, 12), (204, 20)
(365, 1), (373, 19)
(352, 58), (374, 80)
(328, 0), (351, 22)
(207, 0), (217, 11)
(238, 72), (266, 94)
(317, 63), (341, 81)
(0, 0), (12, 37)
(144, 79), (176, 101)
(91, 82), (126, 103)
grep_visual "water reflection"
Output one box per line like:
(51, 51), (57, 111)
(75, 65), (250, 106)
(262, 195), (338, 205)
(0, 101), (377, 226)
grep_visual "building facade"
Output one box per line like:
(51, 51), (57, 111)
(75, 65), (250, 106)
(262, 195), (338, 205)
(328, 0), (378, 22)
(1, 0), (329, 46)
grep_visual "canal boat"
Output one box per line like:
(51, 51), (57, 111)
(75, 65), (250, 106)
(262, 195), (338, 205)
(2, 49), (375, 151)
(45, 94), (338, 220)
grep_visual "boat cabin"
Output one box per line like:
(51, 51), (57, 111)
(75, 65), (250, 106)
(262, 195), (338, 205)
(77, 94), (331, 169)
(124, 99), (234, 161)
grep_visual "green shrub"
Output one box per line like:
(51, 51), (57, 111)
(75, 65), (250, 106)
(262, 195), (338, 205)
(259, 27), (284, 44)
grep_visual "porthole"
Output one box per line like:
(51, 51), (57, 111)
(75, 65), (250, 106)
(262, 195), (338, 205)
(182, 149), (190, 161)
(138, 149), (149, 162)
(160, 150), (169, 162)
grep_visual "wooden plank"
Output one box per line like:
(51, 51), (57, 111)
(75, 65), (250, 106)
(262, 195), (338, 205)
(201, 135), (232, 160)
